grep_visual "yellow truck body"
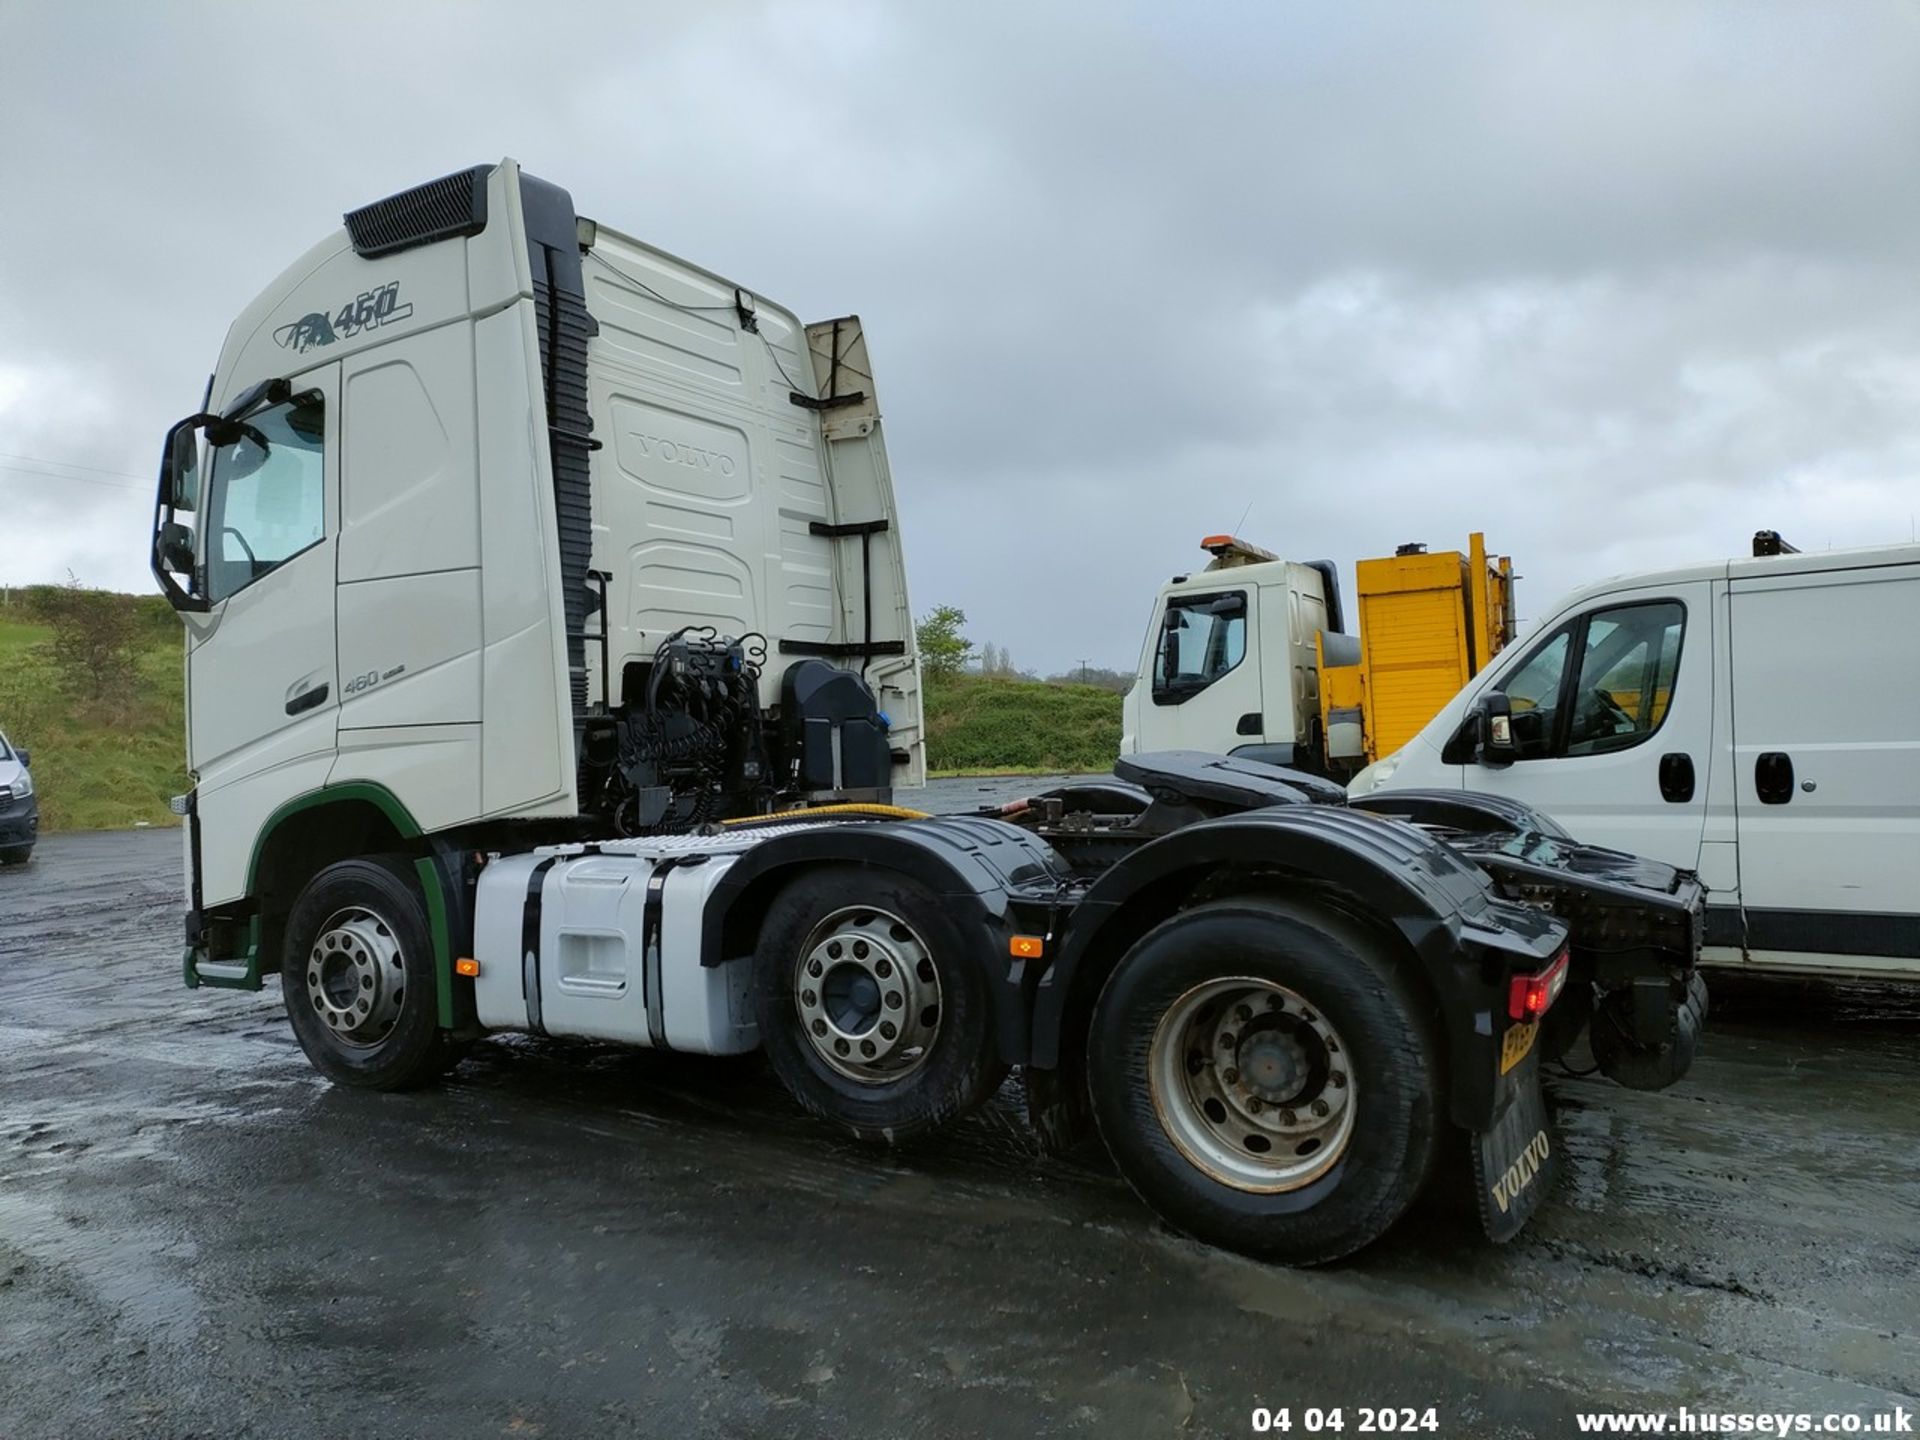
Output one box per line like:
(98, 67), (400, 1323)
(1318, 534), (1515, 765)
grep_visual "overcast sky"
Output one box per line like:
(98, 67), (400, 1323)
(3, 1), (1917, 675)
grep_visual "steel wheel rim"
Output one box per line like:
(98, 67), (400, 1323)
(793, 906), (942, 1084)
(305, 905), (407, 1049)
(1147, 975), (1355, 1193)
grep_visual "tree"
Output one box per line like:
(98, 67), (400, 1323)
(915, 604), (973, 678)
(36, 574), (139, 714)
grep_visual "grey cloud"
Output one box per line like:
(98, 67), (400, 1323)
(2, 0), (1916, 676)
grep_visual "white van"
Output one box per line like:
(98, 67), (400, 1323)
(1352, 537), (1920, 979)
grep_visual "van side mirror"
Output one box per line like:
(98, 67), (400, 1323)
(15, 748), (28, 769)
(1473, 692), (1518, 768)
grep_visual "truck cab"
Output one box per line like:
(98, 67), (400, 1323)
(1356, 536), (1920, 980)
(1122, 537), (1342, 772)
(151, 160), (922, 982)
(1124, 533), (1514, 777)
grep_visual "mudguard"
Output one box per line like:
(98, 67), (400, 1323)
(1350, 787), (1573, 840)
(1027, 805), (1568, 1130)
(700, 816), (1072, 1065)
(1473, 1047), (1557, 1242)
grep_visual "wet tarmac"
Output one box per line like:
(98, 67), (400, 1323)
(3, 810), (1917, 1438)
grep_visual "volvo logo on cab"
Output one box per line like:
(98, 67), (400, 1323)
(631, 432), (736, 478)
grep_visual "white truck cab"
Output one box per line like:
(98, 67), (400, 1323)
(1122, 537), (1348, 772)
(1355, 535), (1920, 979)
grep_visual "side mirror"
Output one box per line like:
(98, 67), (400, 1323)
(165, 423), (200, 511)
(1474, 691), (1518, 768)
(158, 521), (196, 576)
(15, 749), (28, 769)
(153, 412), (215, 614)
(1160, 609), (1182, 680)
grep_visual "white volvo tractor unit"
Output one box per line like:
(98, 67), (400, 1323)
(151, 161), (1707, 1263)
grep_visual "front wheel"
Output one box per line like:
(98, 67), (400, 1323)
(281, 858), (464, 1090)
(0, 847), (30, 866)
(1088, 899), (1442, 1265)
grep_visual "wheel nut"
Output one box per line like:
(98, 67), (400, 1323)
(1218, 1032), (1236, 1048)
(1311, 1099), (1329, 1118)
(808, 959), (824, 978)
(875, 958), (892, 978)
(1235, 1005), (1253, 1022)
(880, 1022), (897, 1040)
(801, 989), (817, 1007)
(1246, 1097), (1264, 1113)
(1266, 995), (1282, 1010)
(1330, 1071), (1346, 1089)
(1280, 1109), (1297, 1125)
(812, 1019), (828, 1037)
(1223, 1067), (1239, 1085)
(884, 992), (902, 1010)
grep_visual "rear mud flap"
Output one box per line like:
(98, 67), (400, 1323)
(1472, 1049), (1556, 1243)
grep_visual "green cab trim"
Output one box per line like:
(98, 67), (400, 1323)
(244, 781), (423, 897)
(414, 855), (456, 1028)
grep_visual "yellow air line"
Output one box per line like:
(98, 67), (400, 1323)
(719, 803), (932, 828)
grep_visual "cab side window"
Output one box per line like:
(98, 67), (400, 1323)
(1492, 600), (1686, 760)
(1152, 591), (1248, 705)
(205, 396), (326, 603)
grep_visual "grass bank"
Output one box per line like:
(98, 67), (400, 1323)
(922, 673), (1122, 774)
(0, 605), (187, 832)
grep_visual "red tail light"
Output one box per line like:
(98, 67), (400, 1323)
(1508, 947), (1570, 1021)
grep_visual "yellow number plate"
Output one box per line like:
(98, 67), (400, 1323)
(1500, 1020), (1539, 1075)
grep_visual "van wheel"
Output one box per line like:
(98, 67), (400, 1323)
(1088, 899), (1441, 1265)
(752, 865), (1005, 1142)
(282, 859), (464, 1091)
(0, 847), (30, 866)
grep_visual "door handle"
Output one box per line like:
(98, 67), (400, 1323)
(285, 682), (330, 716)
(1657, 752), (1695, 803)
(1754, 751), (1794, 805)
(1235, 712), (1263, 736)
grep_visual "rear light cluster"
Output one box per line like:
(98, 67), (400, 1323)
(1508, 947), (1570, 1021)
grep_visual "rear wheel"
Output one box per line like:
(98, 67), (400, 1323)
(1088, 899), (1442, 1265)
(281, 858), (464, 1090)
(0, 847), (30, 866)
(752, 865), (1004, 1142)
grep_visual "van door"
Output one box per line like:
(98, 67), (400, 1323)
(1142, 588), (1261, 755)
(1456, 582), (1712, 867)
(1728, 560), (1920, 974)
(184, 370), (341, 905)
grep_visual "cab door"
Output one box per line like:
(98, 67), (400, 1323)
(1139, 588), (1259, 755)
(183, 371), (340, 905)
(1460, 582), (1713, 867)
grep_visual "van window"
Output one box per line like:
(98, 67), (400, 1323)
(1496, 631), (1570, 758)
(1493, 600), (1686, 760)
(1153, 591), (1248, 705)
(205, 395), (326, 603)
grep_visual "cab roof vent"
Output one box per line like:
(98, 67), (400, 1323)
(344, 165), (491, 258)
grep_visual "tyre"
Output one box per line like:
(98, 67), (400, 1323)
(281, 858), (464, 1091)
(0, 847), (30, 866)
(1087, 899), (1442, 1265)
(751, 865), (1005, 1142)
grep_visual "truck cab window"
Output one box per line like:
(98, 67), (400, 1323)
(205, 397), (325, 603)
(1153, 591), (1248, 704)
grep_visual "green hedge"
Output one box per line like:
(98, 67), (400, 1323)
(923, 673), (1122, 773)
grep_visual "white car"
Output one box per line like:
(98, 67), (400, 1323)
(0, 729), (37, 864)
